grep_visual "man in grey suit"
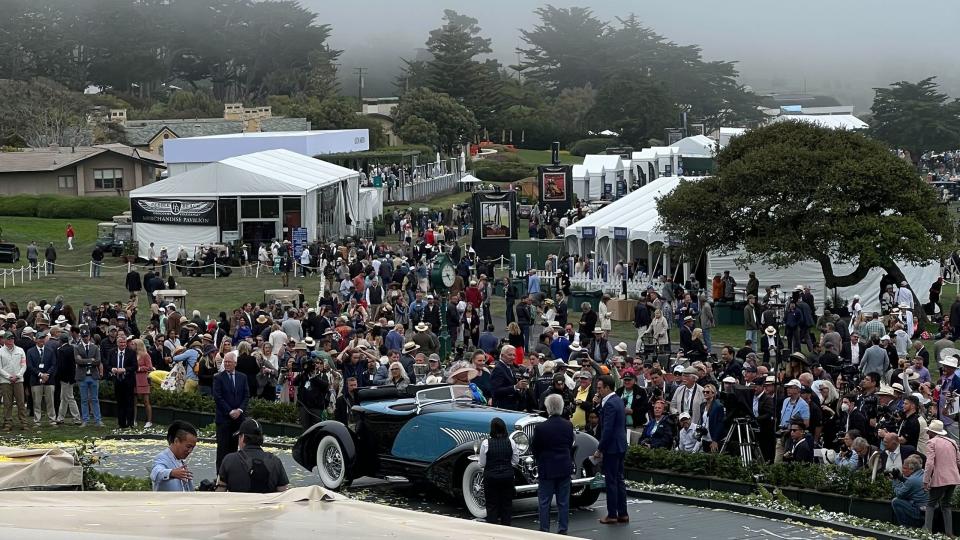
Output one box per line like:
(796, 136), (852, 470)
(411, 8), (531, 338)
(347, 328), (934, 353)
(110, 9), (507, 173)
(75, 329), (103, 427)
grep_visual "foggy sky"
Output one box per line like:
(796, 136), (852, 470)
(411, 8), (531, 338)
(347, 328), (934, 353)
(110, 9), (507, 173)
(303, 0), (960, 110)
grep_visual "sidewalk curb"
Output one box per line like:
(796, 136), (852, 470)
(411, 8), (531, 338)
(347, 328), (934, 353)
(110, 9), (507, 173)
(626, 488), (913, 540)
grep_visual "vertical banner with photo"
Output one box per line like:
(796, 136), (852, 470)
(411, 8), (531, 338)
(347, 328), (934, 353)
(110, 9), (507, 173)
(538, 165), (572, 211)
(471, 190), (516, 260)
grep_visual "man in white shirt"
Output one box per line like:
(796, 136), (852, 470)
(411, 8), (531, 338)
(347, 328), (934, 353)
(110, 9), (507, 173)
(670, 366), (705, 424)
(676, 412), (701, 453)
(843, 332), (863, 366)
(0, 332), (29, 431)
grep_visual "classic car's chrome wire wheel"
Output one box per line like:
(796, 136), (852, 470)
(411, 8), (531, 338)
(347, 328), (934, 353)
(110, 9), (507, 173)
(316, 436), (346, 489)
(461, 461), (487, 519)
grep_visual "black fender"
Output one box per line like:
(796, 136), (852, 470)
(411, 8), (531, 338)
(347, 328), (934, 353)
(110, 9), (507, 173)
(292, 420), (358, 475)
(425, 440), (477, 496)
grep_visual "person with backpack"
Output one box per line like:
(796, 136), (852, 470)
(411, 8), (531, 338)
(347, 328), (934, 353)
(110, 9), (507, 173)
(215, 418), (289, 493)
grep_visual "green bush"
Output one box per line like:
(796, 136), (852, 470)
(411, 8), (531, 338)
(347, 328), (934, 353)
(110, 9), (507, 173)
(0, 195), (129, 220)
(99, 381), (299, 424)
(569, 137), (618, 156)
(0, 195), (42, 217)
(626, 446), (893, 500)
(472, 160), (536, 182)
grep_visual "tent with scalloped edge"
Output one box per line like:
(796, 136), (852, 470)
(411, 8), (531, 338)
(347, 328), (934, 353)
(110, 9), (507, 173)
(563, 175), (938, 311)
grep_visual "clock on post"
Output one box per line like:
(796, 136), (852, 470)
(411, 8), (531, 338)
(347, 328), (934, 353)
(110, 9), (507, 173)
(431, 253), (455, 360)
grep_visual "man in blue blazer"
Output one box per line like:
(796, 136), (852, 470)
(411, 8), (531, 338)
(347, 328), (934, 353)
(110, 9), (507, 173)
(532, 393), (575, 535)
(594, 374), (628, 524)
(491, 345), (521, 410)
(213, 353), (249, 470)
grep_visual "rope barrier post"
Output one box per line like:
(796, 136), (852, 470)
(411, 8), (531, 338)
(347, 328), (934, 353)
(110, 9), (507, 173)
(127, 260), (131, 273)
(89, 261), (93, 278)
(213, 261), (217, 279)
(22, 266), (27, 282)
(256, 263), (260, 279)
(2, 270), (5, 288)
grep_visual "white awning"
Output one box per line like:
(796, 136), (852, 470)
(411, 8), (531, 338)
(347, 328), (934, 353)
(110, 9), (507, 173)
(129, 149), (359, 198)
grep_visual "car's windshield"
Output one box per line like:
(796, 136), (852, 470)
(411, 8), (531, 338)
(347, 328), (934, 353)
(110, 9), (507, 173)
(415, 385), (473, 407)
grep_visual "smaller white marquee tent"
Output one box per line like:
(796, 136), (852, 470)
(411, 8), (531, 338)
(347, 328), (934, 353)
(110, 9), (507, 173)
(563, 175), (937, 310)
(670, 135), (716, 157)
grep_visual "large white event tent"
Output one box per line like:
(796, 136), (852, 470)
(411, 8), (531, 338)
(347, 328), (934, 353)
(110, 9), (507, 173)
(769, 114), (869, 131)
(563, 176), (937, 310)
(129, 149), (365, 258)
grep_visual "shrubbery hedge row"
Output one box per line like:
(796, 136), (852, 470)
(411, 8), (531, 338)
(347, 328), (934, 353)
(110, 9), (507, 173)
(569, 137), (619, 156)
(0, 195), (129, 221)
(471, 160), (536, 182)
(626, 445), (892, 500)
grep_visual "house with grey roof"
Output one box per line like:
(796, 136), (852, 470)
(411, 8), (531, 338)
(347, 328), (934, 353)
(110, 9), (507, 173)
(112, 103), (310, 156)
(0, 144), (164, 197)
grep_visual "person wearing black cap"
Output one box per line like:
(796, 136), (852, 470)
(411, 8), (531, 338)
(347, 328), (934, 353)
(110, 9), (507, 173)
(215, 418), (288, 493)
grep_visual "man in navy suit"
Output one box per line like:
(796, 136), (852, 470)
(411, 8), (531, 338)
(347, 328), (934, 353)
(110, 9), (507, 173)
(490, 345), (522, 410)
(213, 353), (249, 470)
(532, 393), (575, 535)
(594, 374), (628, 524)
(107, 335), (137, 429)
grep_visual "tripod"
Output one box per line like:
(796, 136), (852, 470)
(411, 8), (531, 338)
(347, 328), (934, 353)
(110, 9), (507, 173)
(720, 417), (764, 468)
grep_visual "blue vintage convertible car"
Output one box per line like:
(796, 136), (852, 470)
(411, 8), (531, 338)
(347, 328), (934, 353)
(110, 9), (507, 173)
(293, 384), (601, 518)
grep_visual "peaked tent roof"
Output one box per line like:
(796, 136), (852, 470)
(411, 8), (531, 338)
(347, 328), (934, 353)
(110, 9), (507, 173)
(669, 135), (716, 156)
(129, 149), (358, 198)
(565, 176), (706, 244)
(769, 114), (868, 130)
(582, 154), (623, 174)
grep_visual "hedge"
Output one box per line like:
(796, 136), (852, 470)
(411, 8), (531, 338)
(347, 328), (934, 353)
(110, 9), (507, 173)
(625, 445), (892, 500)
(99, 382), (299, 425)
(569, 137), (619, 157)
(0, 195), (129, 221)
(471, 160), (536, 182)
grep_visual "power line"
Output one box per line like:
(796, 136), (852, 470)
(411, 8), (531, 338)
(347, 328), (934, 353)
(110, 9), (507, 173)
(353, 67), (368, 105)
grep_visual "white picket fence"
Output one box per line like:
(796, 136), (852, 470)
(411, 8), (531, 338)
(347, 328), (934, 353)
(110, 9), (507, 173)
(509, 268), (664, 298)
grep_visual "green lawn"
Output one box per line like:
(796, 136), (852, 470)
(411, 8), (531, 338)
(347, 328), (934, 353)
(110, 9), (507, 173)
(0, 217), (330, 318)
(516, 149), (583, 165)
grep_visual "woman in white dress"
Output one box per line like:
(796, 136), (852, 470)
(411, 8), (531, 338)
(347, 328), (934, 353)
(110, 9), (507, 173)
(599, 294), (613, 332)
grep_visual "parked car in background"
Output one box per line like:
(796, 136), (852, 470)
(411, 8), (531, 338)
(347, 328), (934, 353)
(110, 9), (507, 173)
(0, 243), (20, 263)
(293, 384), (601, 518)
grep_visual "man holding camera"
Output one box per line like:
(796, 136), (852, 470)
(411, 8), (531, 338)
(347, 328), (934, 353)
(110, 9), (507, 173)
(782, 420), (815, 463)
(776, 379), (809, 462)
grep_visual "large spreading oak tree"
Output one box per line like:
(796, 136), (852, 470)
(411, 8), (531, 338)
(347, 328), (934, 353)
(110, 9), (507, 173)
(656, 121), (956, 299)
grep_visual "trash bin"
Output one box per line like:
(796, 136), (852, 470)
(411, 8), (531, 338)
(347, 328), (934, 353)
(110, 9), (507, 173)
(512, 278), (527, 299)
(715, 301), (746, 326)
(570, 290), (603, 313)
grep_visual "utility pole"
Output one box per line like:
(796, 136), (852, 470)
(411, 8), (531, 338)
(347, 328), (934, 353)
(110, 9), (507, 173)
(354, 67), (368, 107)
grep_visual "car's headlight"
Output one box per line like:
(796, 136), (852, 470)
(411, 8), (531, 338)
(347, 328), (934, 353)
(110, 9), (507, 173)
(511, 430), (530, 455)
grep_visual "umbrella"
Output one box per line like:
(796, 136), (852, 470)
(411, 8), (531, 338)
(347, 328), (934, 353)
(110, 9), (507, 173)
(458, 174), (482, 183)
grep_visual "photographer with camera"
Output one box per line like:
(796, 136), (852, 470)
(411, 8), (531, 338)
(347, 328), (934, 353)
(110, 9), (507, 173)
(676, 412), (701, 453)
(775, 379), (809, 462)
(890, 454), (927, 528)
(698, 383), (725, 453)
(294, 357), (329, 430)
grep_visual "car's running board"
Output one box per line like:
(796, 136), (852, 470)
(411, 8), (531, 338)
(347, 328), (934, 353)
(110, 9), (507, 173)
(514, 477), (594, 493)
